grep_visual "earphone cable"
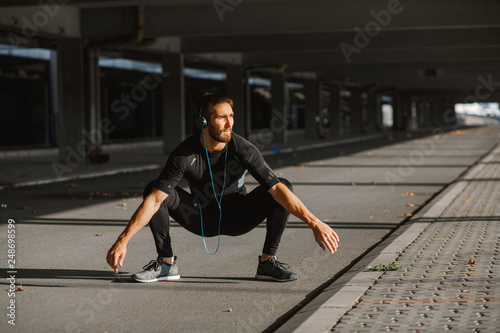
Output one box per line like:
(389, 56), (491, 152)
(198, 130), (227, 255)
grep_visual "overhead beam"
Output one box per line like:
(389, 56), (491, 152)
(180, 27), (500, 53)
(80, 7), (135, 39)
(0, 0), (292, 8)
(287, 60), (500, 73)
(242, 46), (500, 66)
(0, 5), (80, 39)
(144, 0), (500, 37)
(59, 0), (500, 39)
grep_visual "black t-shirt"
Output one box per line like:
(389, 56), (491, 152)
(154, 133), (280, 202)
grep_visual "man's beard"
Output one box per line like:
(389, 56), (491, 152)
(208, 125), (232, 143)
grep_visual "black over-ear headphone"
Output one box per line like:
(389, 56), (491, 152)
(195, 94), (209, 130)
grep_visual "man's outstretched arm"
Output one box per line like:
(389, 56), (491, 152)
(268, 182), (339, 253)
(106, 188), (168, 273)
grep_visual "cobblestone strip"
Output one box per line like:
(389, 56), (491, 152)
(331, 144), (500, 333)
(332, 218), (500, 332)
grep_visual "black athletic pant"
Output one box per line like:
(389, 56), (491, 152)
(143, 178), (292, 258)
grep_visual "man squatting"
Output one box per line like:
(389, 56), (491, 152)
(106, 93), (339, 282)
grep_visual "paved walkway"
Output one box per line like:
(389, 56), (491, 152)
(1, 124), (499, 332)
(279, 132), (500, 332)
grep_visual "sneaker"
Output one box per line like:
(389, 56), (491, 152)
(132, 256), (180, 283)
(255, 256), (298, 282)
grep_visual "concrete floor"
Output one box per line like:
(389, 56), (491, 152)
(0, 125), (498, 333)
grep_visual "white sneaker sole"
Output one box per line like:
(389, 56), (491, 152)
(133, 275), (180, 283)
(255, 274), (297, 282)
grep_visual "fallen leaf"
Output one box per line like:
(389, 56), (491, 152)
(295, 164), (304, 168)
(407, 204), (415, 207)
(464, 199), (469, 203)
(224, 309), (233, 312)
(406, 213), (413, 217)
(468, 258), (475, 265)
(117, 203), (127, 207)
(17, 284), (24, 291)
(96, 234), (104, 237)
(405, 192), (414, 197)
(351, 182), (356, 186)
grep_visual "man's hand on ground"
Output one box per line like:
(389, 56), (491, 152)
(311, 221), (339, 253)
(106, 241), (127, 273)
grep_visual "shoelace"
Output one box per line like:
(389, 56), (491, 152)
(143, 257), (176, 271)
(271, 258), (290, 270)
(143, 259), (160, 271)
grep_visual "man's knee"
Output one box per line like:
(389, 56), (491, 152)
(278, 177), (293, 192)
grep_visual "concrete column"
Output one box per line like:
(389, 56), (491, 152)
(423, 99), (432, 129)
(350, 88), (362, 135)
(443, 100), (457, 127)
(399, 94), (412, 131)
(84, 48), (101, 150)
(438, 103), (447, 127)
(366, 90), (379, 133)
(56, 39), (86, 165)
(270, 72), (287, 143)
(392, 94), (403, 131)
(304, 79), (319, 139)
(406, 100), (418, 131)
(244, 71), (252, 137)
(415, 100), (422, 127)
(329, 83), (343, 138)
(430, 100), (440, 127)
(436, 98), (447, 127)
(375, 93), (383, 131)
(43, 80), (50, 146)
(226, 64), (246, 137)
(49, 50), (58, 146)
(162, 53), (185, 154)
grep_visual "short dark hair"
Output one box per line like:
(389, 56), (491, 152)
(194, 92), (234, 119)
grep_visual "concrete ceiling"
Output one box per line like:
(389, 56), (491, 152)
(1, 0), (500, 97)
